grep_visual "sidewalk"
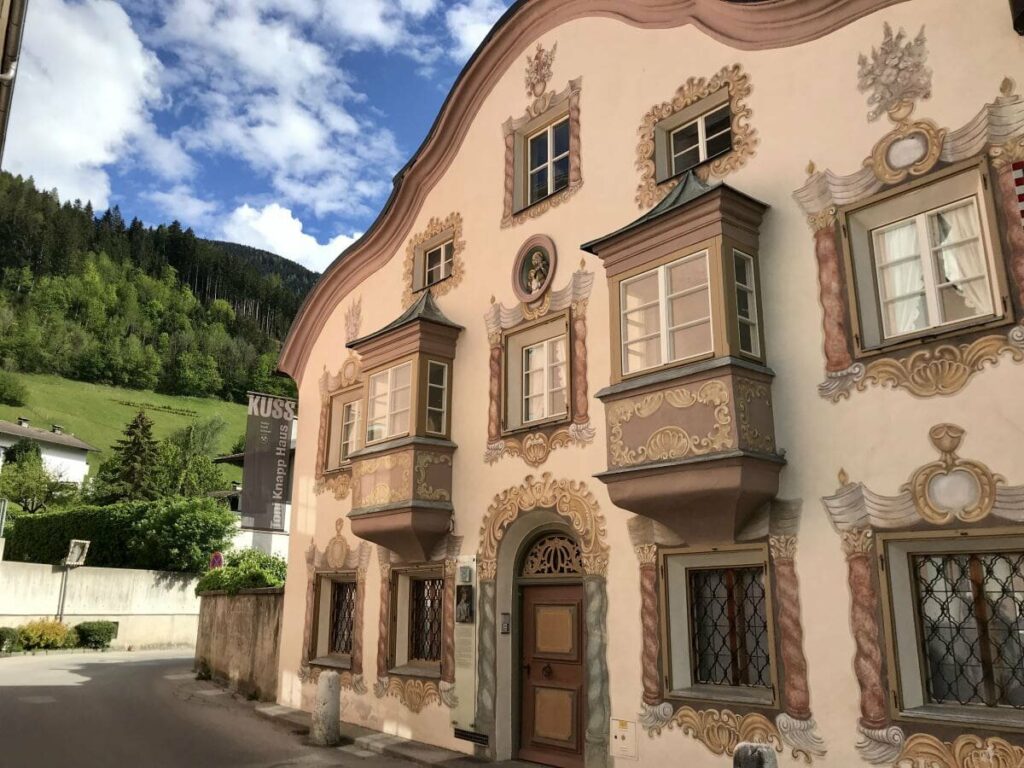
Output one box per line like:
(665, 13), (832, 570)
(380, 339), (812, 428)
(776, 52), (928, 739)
(254, 699), (530, 768)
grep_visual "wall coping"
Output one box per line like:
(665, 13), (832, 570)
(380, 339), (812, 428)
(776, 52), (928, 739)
(197, 587), (285, 597)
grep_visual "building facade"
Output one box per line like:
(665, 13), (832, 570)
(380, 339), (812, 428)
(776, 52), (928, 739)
(275, 2), (1024, 767)
(0, 418), (95, 486)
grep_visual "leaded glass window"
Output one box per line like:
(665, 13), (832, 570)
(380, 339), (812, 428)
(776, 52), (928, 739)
(689, 566), (771, 688)
(912, 551), (1024, 709)
(409, 577), (444, 662)
(329, 580), (356, 656)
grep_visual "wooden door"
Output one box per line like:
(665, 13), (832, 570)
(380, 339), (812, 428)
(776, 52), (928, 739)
(519, 583), (585, 768)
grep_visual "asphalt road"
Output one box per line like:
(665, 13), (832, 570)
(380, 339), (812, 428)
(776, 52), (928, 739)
(0, 650), (414, 768)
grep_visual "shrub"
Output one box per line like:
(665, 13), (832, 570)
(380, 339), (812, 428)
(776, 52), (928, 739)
(196, 548), (287, 595)
(0, 626), (22, 653)
(0, 370), (27, 406)
(18, 619), (75, 650)
(6, 496), (236, 572)
(74, 621), (118, 649)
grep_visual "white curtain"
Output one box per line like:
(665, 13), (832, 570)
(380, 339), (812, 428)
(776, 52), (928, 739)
(934, 204), (990, 315)
(879, 222), (925, 335)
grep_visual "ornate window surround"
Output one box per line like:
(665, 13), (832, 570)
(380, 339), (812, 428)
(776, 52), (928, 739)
(315, 353), (363, 500)
(483, 260), (595, 466)
(635, 63), (757, 210)
(402, 212), (466, 309)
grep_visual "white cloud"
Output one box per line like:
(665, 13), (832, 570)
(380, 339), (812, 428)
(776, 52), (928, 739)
(143, 185), (219, 228)
(5, 0), (164, 208)
(446, 0), (506, 61)
(221, 203), (360, 272)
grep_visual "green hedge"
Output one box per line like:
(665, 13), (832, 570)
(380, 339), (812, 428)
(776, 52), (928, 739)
(6, 497), (236, 573)
(0, 626), (21, 653)
(75, 621), (118, 649)
(195, 548), (287, 595)
(19, 619), (78, 650)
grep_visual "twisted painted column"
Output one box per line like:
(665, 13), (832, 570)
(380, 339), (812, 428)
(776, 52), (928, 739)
(571, 304), (590, 425)
(995, 160), (1024, 309)
(583, 576), (611, 768)
(441, 559), (456, 684)
(636, 544), (661, 706)
(474, 579), (497, 759)
(769, 535), (811, 720)
(377, 564), (392, 681)
(842, 529), (887, 729)
(487, 342), (502, 443)
(813, 220), (853, 372)
(568, 87), (583, 187)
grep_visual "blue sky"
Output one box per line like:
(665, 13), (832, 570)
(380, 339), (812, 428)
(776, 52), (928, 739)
(5, 0), (509, 271)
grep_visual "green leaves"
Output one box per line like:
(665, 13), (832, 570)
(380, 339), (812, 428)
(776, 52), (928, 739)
(195, 548), (288, 595)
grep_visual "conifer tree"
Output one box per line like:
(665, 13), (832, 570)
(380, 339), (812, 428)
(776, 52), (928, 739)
(91, 411), (162, 503)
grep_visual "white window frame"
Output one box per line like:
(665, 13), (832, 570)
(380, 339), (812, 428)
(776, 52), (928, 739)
(339, 401), (359, 462)
(365, 362), (412, 445)
(527, 117), (570, 206)
(669, 103), (731, 177)
(733, 250), (760, 357)
(521, 335), (568, 425)
(425, 361), (448, 436)
(620, 250), (713, 375)
(880, 533), (1024, 729)
(870, 197), (994, 341)
(662, 546), (776, 707)
(424, 240), (454, 288)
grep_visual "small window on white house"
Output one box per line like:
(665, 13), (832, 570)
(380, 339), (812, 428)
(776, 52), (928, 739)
(425, 361), (448, 435)
(528, 118), (570, 206)
(522, 336), (567, 424)
(621, 251), (712, 374)
(842, 162), (1004, 352)
(366, 362), (411, 443)
(424, 241), (455, 287)
(733, 250), (759, 356)
(669, 103), (732, 177)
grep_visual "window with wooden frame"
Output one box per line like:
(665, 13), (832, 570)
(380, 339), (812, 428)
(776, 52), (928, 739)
(840, 160), (1009, 355)
(620, 250), (713, 375)
(365, 361), (412, 444)
(425, 361), (448, 436)
(662, 546), (776, 705)
(880, 533), (1024, 726)
(423, 240), (455, 288)
(389, 568), (444, 675)
(652, 88), (732, 184)
(733, 250), (760, 357)
(327, 395), (360, 469)
(502, 313), (571, 432)
(312, 574), (357, 667)
(527, 118), (570, 207)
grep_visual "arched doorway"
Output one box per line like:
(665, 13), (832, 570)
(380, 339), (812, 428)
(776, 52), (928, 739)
(475, 473), (611, 768)
(516, 531), (586, 768)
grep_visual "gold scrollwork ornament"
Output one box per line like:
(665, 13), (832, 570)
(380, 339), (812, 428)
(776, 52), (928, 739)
(907, 424), (1001, 525)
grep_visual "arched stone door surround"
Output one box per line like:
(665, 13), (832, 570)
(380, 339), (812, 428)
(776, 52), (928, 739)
(475, 473), (611, 768)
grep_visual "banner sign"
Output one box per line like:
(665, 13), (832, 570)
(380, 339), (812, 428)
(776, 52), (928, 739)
(240, 393), (296, 531)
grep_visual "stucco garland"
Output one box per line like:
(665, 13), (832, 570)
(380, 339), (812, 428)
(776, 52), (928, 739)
(635, 63), (757, 209)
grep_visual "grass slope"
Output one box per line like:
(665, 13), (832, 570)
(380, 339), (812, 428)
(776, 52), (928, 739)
(0, 373), (246, 481)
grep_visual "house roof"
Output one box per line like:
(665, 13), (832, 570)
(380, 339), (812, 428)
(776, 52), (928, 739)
(347, 289), (463, 349)
(0, 0), (28, 167)
(0, 420), (97, 453)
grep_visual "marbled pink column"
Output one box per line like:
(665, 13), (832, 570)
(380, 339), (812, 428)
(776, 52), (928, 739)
(814, 223), (854, 372)
(377, 566), (392, 680)
(441, 560), (456, 684)
(636, 545), (661, 706)
(996, 162), (1024, 310)
(572, 309), (589, 425)
(770, 536), (811, 720)
(842, 530), (888, 729)
(487, 344), (502, 443)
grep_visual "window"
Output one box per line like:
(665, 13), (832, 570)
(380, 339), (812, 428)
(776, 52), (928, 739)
(664, 547), (774, 704)
(621, 251), (712, 375)
(425, 361), (448, 435)
(424, 240), (454, 287)
(366, 362), (411, 443)
(522, 336), (567, 424)
(327, 396), (359, 469)
(528, 118), (570, 206)
(733, 250), (759, 356)
(842, 162), (1004, 352)
(312, 575), (357, 665)
(881, 534), (1024, 725)
(503, 314), (571, 432)
(409, 576), (444, 662)
(669, 103), (732, 177)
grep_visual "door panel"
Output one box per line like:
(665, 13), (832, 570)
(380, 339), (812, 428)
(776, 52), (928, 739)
(519, 584), (585, 768)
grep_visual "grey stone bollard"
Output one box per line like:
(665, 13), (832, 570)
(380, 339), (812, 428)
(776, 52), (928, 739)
(733, 742), (778, 768)
(310, 670), (341, 746)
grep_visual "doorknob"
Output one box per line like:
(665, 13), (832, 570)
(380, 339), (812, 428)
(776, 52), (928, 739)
(542, 664), (553, 679)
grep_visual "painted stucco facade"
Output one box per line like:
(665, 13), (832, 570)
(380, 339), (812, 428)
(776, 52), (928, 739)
(275, 3), (1024, 767)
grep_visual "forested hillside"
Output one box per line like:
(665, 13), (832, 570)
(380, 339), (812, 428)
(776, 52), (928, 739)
(0, 172), (317, 402)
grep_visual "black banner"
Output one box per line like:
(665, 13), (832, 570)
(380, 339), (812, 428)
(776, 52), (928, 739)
(240, 393), (296, 531)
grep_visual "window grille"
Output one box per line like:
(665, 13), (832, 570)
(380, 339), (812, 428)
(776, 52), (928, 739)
(409, 577), (444, 662)
(912, 551), (1024, 709)
(689, 566), (771, 688)
(329, 581), (356, 656)
(521, 534), (583, 577)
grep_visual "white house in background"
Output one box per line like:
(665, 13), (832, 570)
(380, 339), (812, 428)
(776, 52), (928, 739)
(0, 417), (97, 486)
